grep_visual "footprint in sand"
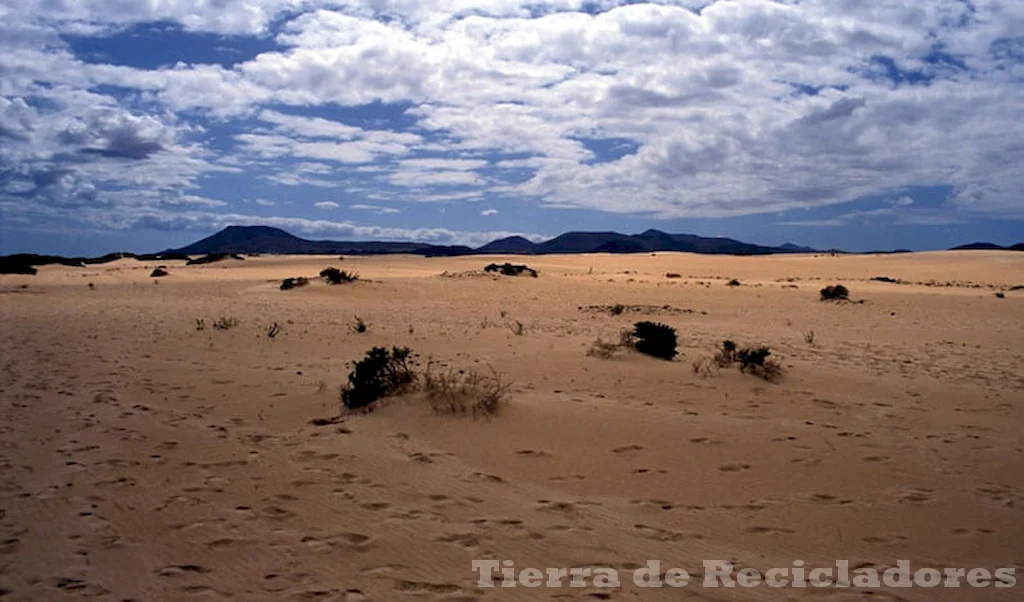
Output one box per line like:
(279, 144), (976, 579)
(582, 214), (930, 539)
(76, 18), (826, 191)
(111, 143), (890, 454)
(611, 444), (644, 453)
(745, 526), (796, 535)
(634, 523), (702, 542)
(718, 463), (752, 472)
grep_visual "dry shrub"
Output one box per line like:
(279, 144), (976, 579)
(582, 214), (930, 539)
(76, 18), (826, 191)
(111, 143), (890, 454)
(587, 329), (635, 359)
(422, 363), (511, 418)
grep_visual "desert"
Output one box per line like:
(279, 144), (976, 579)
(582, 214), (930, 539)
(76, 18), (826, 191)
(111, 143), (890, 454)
(0, 250), (1021, 601)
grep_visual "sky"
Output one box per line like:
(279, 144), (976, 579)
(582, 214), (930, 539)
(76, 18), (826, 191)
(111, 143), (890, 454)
(1, 0), (1022, 255)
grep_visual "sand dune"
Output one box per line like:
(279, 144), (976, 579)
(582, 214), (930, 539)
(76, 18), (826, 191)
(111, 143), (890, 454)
(0, 251), (1021, 600)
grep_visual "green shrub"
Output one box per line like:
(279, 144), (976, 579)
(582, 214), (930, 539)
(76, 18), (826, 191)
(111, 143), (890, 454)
(340, 347), (416, 410)
(631, 321), (678, 360)
(820, 284), (849, 301)
(737, 345), (781, 381)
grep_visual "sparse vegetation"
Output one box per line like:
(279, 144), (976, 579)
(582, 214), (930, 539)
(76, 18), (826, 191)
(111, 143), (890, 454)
(350, 316), (368, 333)
(195, 318), (205, 331)
(698, 340), (782, 381)
(422, 363), (511, 417)
(267, 322), (280, 338)
(150, 266), (169, 277)
(666, 272), (682, 279)
(213, 316), (239, 330)
(727, 279), (741, 286)
(340, 346), (416, 410)
(871, 276), (900, 283)
(804, 330), (815, 345)
(320, 267), (359, 284)
(484, 262), (538, 277)
(508, 319), (525, 336)
(587, 329), (639, 359)
(280, 276), (309, 290)
(995, 292), (1005, 299)
(610, 303), (625, 316)
(820, 284), (850, 301)
(630, 321), (678, 360)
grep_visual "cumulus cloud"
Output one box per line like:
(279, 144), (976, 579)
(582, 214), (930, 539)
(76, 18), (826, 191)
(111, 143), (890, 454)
(313, 201), (341, 209)
(481, 208), (498, 216)
(2, 0), (1023, 243)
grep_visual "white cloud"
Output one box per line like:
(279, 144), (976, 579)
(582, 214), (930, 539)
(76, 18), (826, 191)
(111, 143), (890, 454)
(2, 0), (1023, 231)
(313, 201), (340, 209)
(351, 203), (401, 214)
(481, 208), (498, 216)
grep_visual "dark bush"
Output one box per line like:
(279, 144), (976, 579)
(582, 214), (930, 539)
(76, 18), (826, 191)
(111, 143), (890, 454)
(995, 292), (1005, 299)
(737, 345), (782, 381)
(871, 276), (899, 283)
(727, 279), (741, 286)
(631, 321), (678, 360)
(820, 284), (850, 301)
(341, 346), (416, 410)
(666, 272), (682, 279)
(280, 276), (309, 290)
(150, 267), (169, 277)
(484, 263), (538, 277)
(321, 267), (359, 284)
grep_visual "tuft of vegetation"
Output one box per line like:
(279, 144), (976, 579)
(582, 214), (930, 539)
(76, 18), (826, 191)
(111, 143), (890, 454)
(871, 276), (900, 283)
(280, 276), (309, 290)
(150, 266), (169, 278)
(484, 262), (538, 277)
(350, 316), (368, 333)
(422, 363), (511, 417)
(320, 267), (359, 284)
(213, 316), (239, 330)
(738, 345), (782, 381)
(727, 279), (741, 286)
(195, 318), (205, 331)
(340, 347), (416, 410)
(995, 292), (1005, 299)
(267, 322), (281, 338)
(820, 284), (850, 301)
(665, 272), (682, 279)
(508, 319), (525, 336)
(609, 303), (626, 316)
(630, 321), (678, 360)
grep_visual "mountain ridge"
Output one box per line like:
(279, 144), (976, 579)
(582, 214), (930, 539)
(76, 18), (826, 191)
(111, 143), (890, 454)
(166, 225), (811, 256)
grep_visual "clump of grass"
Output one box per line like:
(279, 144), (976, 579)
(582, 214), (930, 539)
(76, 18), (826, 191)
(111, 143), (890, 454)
(631, 321), (678, 360)
(994, 292), (1005, 299)
(820, 284), (850, 301)
(195, 318), (205, 331)
(609, 303), (625, 316)
(587, 330), (635, 359)
(340, 346), (416, 411)
(321, 267), (359, 284)
(508, 319), (525, 336)
(350, 316), (368, 333)
(280, 276), (309, 290)
(150, 266), (169, 278)
(737, 345), (782, 381)
(213, 316), (238, 330)
(727, 279), (741, 286)
(484, 262), (537, 277)
(804, 330), (815, 345)
(666, 272), (682, 279)
(422, 363), (511, 418)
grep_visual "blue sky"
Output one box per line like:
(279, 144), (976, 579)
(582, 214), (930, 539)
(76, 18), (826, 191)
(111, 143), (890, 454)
(1, 1), (1022, 255)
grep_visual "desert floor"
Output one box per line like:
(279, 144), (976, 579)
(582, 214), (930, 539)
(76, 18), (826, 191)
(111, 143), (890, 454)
(1, 251), (1022, 601)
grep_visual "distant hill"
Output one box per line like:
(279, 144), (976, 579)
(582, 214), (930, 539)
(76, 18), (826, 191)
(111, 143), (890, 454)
(949, 242), (1024, 251)
(166, 226), (811, 257)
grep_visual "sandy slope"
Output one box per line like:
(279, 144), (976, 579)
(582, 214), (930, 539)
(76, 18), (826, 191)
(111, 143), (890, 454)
(0, 251), (1021, 601)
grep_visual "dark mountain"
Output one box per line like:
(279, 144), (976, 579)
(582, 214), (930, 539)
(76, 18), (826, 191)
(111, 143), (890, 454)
(476, 236), (539, 254)
(1011, 243), (1024, 252)
(164, 225), (816, 257)
(170, 225), (434, 255)
(779, 242), (818, 253)
(950, 242), (1008, 251)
